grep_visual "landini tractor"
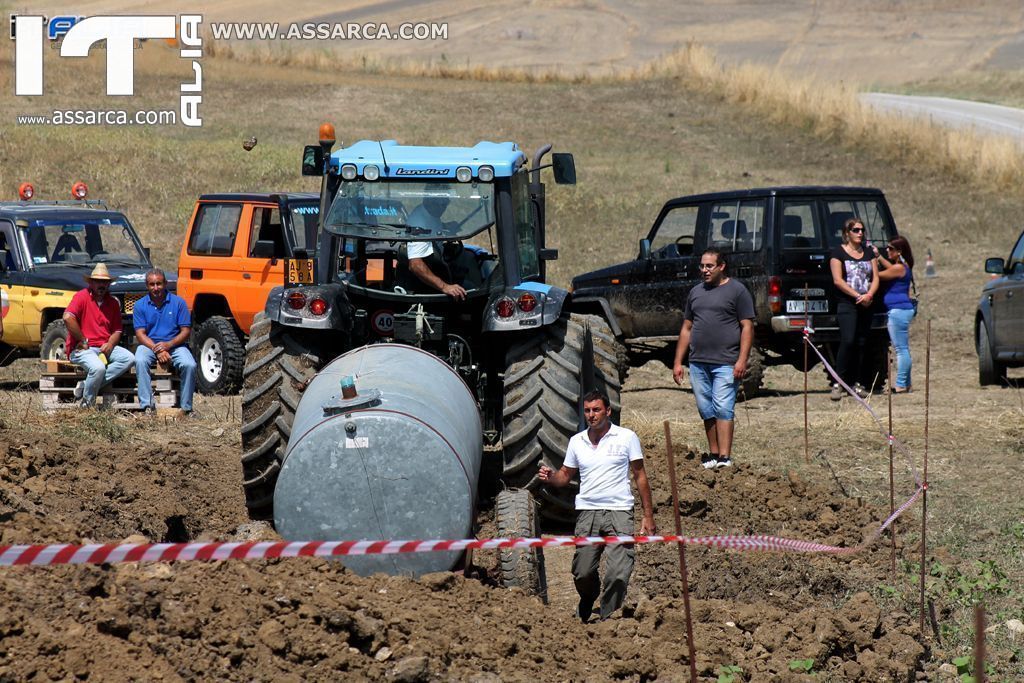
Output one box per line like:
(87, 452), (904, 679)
(240, 125), (623, 589)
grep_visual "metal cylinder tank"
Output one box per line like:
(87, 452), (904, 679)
(274, 344), (482, 576)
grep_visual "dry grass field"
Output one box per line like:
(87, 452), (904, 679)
(59, 0), (1024, 84)
(1, 29), (1023, 678)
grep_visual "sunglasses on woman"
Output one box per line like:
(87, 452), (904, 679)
(849, 228), (864, 234)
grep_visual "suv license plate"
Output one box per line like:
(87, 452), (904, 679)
(786, 300), (828, 313)
(287, 258), (315, 284)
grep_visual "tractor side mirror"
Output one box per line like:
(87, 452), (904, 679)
(984, 257), (1006, 275)
(0, 249), (8, 271)
(638, 238), (652, 261)
(552, 153), (576, 185)
(302, 145), (324, 177)
(539, 248), (558, 261)
(252, 240), (277, 259)
(143, 247), (151, 261)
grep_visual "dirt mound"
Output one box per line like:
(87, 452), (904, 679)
(0, 412), (928, 681)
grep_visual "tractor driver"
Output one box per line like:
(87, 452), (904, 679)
(406, 195), (478, 301)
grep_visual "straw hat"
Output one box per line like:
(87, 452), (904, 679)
(86, 263), (115, 281)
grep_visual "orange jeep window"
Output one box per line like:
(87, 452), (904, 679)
(249, 207), (287, 258)
(188, 204), (241, 256)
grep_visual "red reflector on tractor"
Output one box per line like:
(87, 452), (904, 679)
(495, 298), (516, 318)
(309, 298), (327, 316)
(517, 293), (537, 312)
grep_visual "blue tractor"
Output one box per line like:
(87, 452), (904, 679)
(240, 125), (623, 587)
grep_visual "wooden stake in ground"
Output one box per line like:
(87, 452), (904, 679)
(663, 421), (698, 683)
(920, 320), (931, 632)
(974, 604), (987, 683)
(803, 282), (809, 464)
(888, 346), (896, 576)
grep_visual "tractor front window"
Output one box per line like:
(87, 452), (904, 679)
(325, 180), (495, 241)
(511, 172), (539, 279)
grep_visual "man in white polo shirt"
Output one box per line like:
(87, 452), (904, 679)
(539, 389), (656, 622)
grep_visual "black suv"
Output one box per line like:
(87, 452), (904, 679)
(570, 186), (900, 395)
(976, 228), (1024, 385)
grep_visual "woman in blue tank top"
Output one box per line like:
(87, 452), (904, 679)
(877, 236), (916, 393)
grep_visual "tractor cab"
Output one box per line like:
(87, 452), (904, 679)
(325, 174), (501, 298)
(285, 129), (576, 347)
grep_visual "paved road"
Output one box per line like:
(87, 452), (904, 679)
(860, 93), (1024, 141)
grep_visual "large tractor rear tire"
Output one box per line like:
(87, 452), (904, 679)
(240, 312), (323, 520)
(501, 313), (625, 523)
(495, 488), (546, 599)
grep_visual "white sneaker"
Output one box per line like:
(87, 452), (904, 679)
(73, 381), (84, 400)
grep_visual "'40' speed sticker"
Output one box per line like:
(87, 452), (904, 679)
(371, 310), (394, 336)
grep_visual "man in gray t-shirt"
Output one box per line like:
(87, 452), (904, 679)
(672, 248), (755, 469)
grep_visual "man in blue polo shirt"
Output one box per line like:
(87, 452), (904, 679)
(133, 268), (197, 415)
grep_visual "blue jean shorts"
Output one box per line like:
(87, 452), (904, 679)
(689, 361), (738, 421)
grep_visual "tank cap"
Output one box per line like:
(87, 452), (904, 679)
(322, 388), (382, 416)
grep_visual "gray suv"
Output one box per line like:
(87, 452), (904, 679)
(977, 228), (1024, 385)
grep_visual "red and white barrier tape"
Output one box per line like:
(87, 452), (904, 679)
(0, 489), (923, 568)
(803, 327), (923, 487)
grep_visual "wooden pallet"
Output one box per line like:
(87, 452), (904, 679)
(40, 361), (180, 412)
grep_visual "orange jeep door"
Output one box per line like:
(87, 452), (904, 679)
(234, 203), (288, 332)
(180, 201), (245, 328)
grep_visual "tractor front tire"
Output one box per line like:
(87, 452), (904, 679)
(495, 488), (546, 598)
(501, 313), (625, 523)
(239, 312), (322, 520)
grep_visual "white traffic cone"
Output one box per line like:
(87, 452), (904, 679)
(924, 248), (937, 278)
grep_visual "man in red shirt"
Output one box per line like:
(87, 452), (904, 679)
(63, 263), (135, 407)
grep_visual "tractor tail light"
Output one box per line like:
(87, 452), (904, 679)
(517, 293), (537, 312)
(286, 291), (307, 310)
(18, 182), (34, 200)
(495, 298), (516, 318)
(768, 276), (782, 314)
(309, 297), (327, 316)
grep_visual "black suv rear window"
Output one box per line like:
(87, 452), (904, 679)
(780, 198), (895, 249)
(709, 199), (765, 252)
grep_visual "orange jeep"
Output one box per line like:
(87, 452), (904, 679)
(177, 193), (319, 393)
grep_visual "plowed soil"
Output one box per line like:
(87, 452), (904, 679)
(0, 380), (933, 682)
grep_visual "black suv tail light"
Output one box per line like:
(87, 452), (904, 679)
(768, 277), (782, 314)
